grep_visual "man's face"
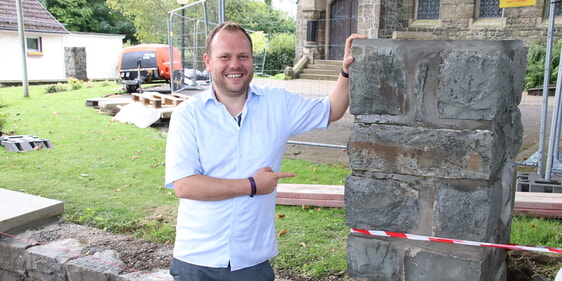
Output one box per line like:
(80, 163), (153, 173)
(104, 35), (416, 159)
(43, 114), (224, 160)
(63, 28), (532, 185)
(204, 29), (253, 99)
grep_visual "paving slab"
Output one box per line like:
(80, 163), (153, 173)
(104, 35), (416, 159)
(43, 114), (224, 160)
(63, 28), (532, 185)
(0, 189), (64, 233)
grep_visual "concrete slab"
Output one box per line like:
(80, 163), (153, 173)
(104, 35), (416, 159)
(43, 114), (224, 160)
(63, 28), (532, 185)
(514, 192), (562, 218)
(0, 189), (64, 233)
(277, 184), (344, 207)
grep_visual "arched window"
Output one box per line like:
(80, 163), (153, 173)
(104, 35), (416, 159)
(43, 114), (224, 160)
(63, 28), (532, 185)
(416, 0), (440, 19)
(478, 0), (502, 18)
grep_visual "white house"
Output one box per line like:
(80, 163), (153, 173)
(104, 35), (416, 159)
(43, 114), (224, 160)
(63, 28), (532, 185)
(0, 0), (124, 83)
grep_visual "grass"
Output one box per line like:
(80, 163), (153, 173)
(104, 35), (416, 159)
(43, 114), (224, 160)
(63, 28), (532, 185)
(0, 82), (561, 280)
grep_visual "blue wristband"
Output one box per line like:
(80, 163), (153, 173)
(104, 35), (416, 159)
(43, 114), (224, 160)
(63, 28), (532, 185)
(248, 177), (257, 197)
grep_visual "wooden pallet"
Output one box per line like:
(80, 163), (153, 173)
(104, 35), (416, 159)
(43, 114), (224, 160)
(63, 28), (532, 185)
(131, 93), (190, 109)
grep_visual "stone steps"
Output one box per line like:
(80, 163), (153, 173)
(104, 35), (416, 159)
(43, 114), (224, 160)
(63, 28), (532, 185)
(297, 60), (341, 81)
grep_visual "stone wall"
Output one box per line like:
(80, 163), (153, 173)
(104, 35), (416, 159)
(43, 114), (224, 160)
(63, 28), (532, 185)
(345, 39), (526, 281)
(296, 0), (558, 61)
(0, 220), (172, 281)
(64, 47), (88, 81)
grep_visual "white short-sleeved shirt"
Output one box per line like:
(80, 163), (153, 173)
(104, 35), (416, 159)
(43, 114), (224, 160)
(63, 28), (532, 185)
(165, 84), (331, 271)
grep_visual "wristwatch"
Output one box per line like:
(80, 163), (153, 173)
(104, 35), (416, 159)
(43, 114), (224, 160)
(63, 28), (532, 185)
(340, 68), (349, 78)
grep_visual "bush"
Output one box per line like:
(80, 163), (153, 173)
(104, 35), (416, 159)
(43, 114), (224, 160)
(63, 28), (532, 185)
(525, 39), (562, 90)
(68, 78), (84, 90)
(45, 83), (67, 94)
(263, 32), (295, 76)
(0, 97), (7, 130)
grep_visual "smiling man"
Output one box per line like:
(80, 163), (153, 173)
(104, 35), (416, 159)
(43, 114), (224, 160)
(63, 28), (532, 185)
(165, 22), (365, 281)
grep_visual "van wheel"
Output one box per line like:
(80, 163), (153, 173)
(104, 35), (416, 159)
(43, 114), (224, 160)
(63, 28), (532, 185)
(126, 84), (138, 93)
(172, 70), (183, 91)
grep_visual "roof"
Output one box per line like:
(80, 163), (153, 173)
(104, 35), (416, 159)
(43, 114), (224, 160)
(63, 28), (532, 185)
(0, 0), (68, 34)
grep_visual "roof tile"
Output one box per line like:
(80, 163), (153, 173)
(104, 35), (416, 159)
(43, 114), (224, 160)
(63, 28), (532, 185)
(0, 0), (68, 33)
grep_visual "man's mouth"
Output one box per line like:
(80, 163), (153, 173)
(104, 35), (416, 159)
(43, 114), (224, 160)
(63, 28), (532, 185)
(226, 73), (242, 78)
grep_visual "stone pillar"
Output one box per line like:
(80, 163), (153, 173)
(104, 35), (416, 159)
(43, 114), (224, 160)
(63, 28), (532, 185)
(345, 40), (526, 281)
(64, 47), (88, 81)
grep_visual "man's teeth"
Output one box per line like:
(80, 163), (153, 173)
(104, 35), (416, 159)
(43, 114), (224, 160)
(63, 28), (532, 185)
(227, 74), (242, 78)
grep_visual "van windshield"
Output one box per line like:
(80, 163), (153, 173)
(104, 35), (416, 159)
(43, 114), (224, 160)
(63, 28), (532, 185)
(121, 51), (158, 69)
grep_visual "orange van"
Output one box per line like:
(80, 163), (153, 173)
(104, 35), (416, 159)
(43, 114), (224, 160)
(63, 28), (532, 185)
(117, 44), (182, 93)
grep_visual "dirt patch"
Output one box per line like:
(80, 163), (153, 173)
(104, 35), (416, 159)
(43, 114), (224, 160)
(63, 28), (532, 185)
(26, 221), (173, 273)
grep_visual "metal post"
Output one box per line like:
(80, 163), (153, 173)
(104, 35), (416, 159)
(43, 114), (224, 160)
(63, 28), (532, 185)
(16, 0), (29, 98)
(219, 0), (225, 23)
(537, 0), (557, 176)
(545, 46), (562, 181)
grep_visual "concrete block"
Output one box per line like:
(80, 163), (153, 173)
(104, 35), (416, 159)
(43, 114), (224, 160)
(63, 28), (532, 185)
(345, 175), (419, 232)
(0, 188), (64, 233)
(25, 238), (83, 281)
(347, 234), (399, 280)
(348, 123), (496, 180)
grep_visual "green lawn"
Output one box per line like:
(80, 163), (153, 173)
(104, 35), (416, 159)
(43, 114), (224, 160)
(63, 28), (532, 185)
(0, 81), (560, 280)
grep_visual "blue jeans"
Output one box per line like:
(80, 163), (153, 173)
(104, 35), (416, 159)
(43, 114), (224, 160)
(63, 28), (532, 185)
(170, 258), (275, 281)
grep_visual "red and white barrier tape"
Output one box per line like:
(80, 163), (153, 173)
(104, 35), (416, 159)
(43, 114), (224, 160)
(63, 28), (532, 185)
(351, 228), (562, 255)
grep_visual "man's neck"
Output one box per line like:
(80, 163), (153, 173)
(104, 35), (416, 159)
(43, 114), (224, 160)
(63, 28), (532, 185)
(214, 87), (248, 117)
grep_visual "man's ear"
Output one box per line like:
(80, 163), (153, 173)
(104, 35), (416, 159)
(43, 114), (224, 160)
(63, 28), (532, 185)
(203, 53), (211, 71)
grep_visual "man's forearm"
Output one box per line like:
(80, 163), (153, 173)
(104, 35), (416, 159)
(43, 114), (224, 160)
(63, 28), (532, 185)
(173, 174), (252, 201)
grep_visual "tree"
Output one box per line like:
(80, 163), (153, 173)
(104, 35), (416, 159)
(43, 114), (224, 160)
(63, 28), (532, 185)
(226, 0), (295, 34)
(106, 0), (181, 44)
(40, 0), (93, 32)
(40, 0), (137, 44)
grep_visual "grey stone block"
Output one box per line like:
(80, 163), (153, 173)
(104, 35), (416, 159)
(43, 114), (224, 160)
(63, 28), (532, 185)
(66, 250), (125, 281)
(0, 270), (24, 281)
(345, 175), (419, 232)
(404, 251), (483, 281)
(0, 237), (31, 276)
(25, 238), (83, 281)
(347, 234), (399, 280)
(349, 39), (526, 130)
(350, 44), (406, 116)
(348, 123), (496, 180)
(437, 49), (517, 121)
(434, 184), (492, 241)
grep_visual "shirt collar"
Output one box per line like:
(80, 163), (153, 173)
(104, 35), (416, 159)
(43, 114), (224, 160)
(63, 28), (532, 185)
(202, 84), (264, 107)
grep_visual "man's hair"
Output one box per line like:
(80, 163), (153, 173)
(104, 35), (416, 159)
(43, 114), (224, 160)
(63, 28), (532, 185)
(205, 22), (253, 56)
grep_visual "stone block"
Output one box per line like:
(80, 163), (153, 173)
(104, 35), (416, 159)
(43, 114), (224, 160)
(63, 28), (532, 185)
(0, 237), (30, 276)
(404, 251), (483, 281)
(66, 250), (125, 281)
(0, 270), (24, 281)
(349, 39), (526, 130)
(349, 43), (406, 116)
(345, 175), (419, 232)
(25, 238), (83, 281)
(437, 49), (516, 121)
(348, 123), (496, 180)
(347, 234), (399, 280)
(433, 183), (492, 241)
